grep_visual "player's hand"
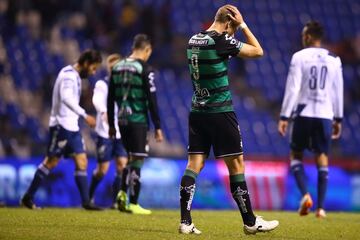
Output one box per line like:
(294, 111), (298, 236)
(85, 115), (96, 129)
(226, 5), (244, 28)
(109, 126), (116, 139)
(332, 122), (342, 139)
(154, 129), (163, 143)
(278, 120), (288, 137)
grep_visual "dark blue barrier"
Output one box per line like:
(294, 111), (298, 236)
(0, 157), (359, 211)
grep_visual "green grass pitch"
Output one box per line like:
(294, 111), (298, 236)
(0, 208), (359, 240)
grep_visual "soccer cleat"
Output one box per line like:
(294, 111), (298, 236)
(116, 190), (129, 212)
(20, 194), (39, 210)
(178, 223), (202, 235)
(315, 208), (326, 218)
(82, 202), (103, 211)
(298, 193), (313, 216)
(110, 202), (118, 210)
(127, 203), (152, 215)
(243, 216), (279, 235)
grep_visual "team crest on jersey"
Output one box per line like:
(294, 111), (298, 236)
(195, 88), (210, 99)
(57, 140), (67, 148)
(99, 145), (106, 155)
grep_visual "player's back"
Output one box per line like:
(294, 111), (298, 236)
(291, 47), (342, 120)
(49, 65), (83, 131)
(111, 58), (149, 125)
(187, 31), (243, 113)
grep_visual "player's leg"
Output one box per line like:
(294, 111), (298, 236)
(224, 155), (279, 234)
(290, 117), (313, 215)
(178, 154), (205, 235)
(117, 124), (149, 214)
(89, 136), (111, 202)
(315, 153), (328, 218)
(179, 112), (209, 234)
(21, 156), (60, 209)
(89, 162), (110, 201)
(111, 139), (128, 206)
(117, 125), (131, 208)
(73, 153), (90, 207)
(127, 156), (144, 207)
(21, 125), (64, 209)
(290, 151), (308, 196)
(71, 132), (101, 210)
(312, 118), (332, 218)
(224, 154), (255, 225)
(112, 156), (127, 206)
(214, 112), (278, 234)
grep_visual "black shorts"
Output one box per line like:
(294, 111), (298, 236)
(290, 116), (332, 154)
(188, 112), (243, 158)
(119, 123), (148, 157)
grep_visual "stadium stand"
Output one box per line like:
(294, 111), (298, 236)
(0, 0), (359, 158)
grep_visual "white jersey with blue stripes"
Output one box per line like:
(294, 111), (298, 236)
(49, 65), (87, 131)
(280, 47), (343, 121)
(92, 78), (121, 139)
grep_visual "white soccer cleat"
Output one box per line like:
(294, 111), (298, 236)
(315, 208), (326, 218)
(178, 223), (202, 235)
(243, 216), (279, 235)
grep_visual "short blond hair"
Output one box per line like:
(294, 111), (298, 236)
(214, 4), (234, 23)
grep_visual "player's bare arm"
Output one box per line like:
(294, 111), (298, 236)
(226, 6), (263, 58)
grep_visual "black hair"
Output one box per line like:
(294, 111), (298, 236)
(132, 34), (151, 50)
(304, 21), (324, 40)
(78, 49), (102, 65)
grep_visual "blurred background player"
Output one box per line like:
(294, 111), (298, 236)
(21, 49), (102, 210)
(179, 5), (279, 235)
(278, 21), (343, 218)
(89, 54), (128, 208)
(107, 34), (163, 215)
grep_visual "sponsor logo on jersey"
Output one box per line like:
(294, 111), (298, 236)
(189, 38), (209, 45)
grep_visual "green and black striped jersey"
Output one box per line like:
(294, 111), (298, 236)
(187, 30), (243, 113)
(107, 58), (161, 129)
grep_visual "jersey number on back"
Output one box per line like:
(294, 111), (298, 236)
(309, 66), (327, 90)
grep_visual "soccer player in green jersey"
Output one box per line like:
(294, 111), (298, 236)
(179, 5), (279, 234)
(107, 34), (163, 215)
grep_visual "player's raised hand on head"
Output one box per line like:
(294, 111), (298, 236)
(155, 129), (163, 143)
(331, 122), (342, 139)
(226, 5), (244, 27)
(278, 120), (288, 137)
(109, 126), (116, 139)
(85, 115), (96, 129)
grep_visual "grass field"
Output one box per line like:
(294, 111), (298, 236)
(0, 208), (359, 240)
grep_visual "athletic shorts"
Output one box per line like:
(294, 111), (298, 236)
(290, 116), (332, 154)
(119, 123), (149, 157)
(188, 112), (243, 158)
(96, 136), (127, 162)
(47, 125), (85, 157)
